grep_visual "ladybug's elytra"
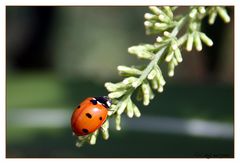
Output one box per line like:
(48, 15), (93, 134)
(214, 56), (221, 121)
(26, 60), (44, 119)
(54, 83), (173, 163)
(71, 96), (111, 136)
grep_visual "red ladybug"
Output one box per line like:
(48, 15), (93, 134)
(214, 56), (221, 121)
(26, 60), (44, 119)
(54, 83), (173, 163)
(71, 96), (111, 136)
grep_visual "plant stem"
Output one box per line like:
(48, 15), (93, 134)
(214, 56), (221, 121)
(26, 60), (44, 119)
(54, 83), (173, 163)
(136, 46), (167, 87)
(111, 47), (167, 115)
(112, 16), (189, 114)
(134, 17), (187, 88)
(171, 17), (187, 37)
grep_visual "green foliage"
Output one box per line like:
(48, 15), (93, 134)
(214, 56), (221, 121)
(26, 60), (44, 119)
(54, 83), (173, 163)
(74, 6), (230, 147)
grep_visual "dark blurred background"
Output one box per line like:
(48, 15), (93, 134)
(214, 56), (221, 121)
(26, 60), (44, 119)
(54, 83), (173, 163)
(6, 6), (234, 158)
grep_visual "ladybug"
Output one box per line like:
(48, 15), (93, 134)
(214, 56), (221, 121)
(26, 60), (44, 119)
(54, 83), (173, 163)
(71, 96), (111, 136)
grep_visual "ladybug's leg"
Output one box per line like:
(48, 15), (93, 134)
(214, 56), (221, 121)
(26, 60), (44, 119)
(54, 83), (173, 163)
(100, 126), (105, 132)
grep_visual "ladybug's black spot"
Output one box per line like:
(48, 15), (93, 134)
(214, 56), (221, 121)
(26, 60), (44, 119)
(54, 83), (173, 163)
(77, 105), (80, 108)
(99, 117), (102, 120)
(90, 99), (97, 105)
(82, 129), (89, 133)
(86, 113), (92, 119)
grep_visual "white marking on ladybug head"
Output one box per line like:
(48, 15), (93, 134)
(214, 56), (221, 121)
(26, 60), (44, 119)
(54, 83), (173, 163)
(106, 101), (111, 108)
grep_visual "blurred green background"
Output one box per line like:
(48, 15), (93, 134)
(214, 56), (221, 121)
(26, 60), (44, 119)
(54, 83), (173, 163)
(6, 6), (234, 158)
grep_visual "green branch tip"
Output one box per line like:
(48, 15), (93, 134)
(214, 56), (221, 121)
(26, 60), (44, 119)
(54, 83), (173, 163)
(74, 6), (231, 147)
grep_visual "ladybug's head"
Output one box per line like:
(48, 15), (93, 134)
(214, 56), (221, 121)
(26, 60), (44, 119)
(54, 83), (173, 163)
(94, 96), (112, 108)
